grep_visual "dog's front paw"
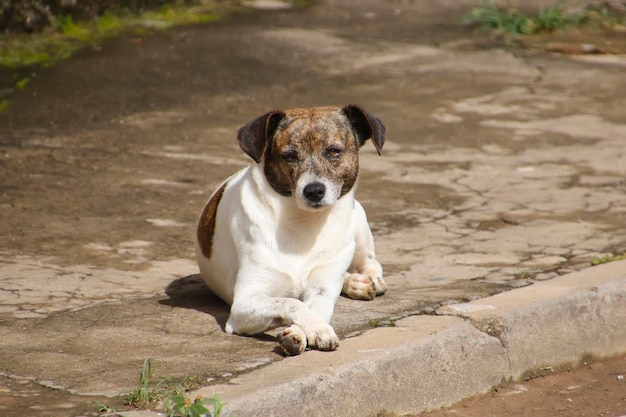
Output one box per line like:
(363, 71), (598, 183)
(278, 323), (339, 355)
(304, 322), (339, 351)
(342, 272), (387, 300)
(372, 274), (387, 295)
(277, 325), (307, 356)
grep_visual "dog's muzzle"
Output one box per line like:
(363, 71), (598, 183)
(295, 174), (339, 211)
(303, 182), (326, 204)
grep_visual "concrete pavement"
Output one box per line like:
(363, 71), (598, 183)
(121, 260), (626, 417)
(1, 0), (625, 415)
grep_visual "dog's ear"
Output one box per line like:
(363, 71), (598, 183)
(342, 104), (386, 155)
(237, 110), (285, 163)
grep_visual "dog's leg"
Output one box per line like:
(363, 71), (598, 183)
(274, 288), (340, 355)
(226, 291), (339, 355)
(343, 201), (387, 301)
(276, 259), (348, 355)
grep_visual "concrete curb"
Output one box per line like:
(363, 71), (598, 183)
(438, 259), (626, 381)
(120, 260), (626, 417)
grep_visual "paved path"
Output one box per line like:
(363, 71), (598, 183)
(0, 0), (625, 415)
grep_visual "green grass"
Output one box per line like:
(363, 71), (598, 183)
(460, 1), (585, 36)
(461, 1), (626, 36)
(517, 270), (537, 280)
(0, 5), (223, 69)
(141, 5), (221, 29)
(369, 318), (397, 328)
(591, 253), (626, 266)
(123, 358), (225, 416)
(125, 358), (161, 408)
(15, 78), (29, 91)
(96, 402), (115, 413)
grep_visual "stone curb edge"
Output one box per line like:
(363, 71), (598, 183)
(120, 259), (626, 417)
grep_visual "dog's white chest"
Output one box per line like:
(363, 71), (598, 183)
(238, 192), (357, 298)
(260, 233), (356, 298)
(200, 165), (358, 303)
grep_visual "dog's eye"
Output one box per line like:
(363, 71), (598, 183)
(325, 147), (343, 159)
(281, 151), (298, 163)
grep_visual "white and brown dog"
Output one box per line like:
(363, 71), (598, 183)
(195, 105), (387, 355)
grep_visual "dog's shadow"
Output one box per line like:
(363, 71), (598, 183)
(159, 274), (284, 350)
(159, 274), (278, 346)
(159, 274), (231, 329)
(160, 274), (379, 356)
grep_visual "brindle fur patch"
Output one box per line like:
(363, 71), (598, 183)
(263, 107), (360, 198)
(197, 181), (227, 258)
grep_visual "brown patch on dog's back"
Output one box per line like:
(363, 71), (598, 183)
(197, 182), (227, 258)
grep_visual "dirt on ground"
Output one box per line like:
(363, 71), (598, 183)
(520, 26), (626, 54)
(409, 354), (626, 417)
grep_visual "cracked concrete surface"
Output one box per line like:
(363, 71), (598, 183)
(1, 0), (625, 415)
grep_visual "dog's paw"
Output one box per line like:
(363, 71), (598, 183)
(372, 274), (387, 295)
(277, 325), (307, 356)
(303, 322), (339, 351)
(278, 321), (339, 355)
(342, 272), (387, 300)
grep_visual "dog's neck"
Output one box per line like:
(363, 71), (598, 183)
(245, 164), (355, 254)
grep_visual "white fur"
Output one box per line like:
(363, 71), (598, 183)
(196, 162), (385, 353)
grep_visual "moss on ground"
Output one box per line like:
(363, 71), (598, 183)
(0, 4), (230, 69)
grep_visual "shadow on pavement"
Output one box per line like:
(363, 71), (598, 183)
(160, 274), (230, 330)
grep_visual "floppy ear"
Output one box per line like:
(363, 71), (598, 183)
(237, 110), (285, 163)
(342, 104), (386, 155)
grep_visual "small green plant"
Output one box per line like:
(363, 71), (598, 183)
(15, 78), (29, 91)
(125, 358), (162, 408)
(460, 1), (584, 36)
(166, 374), (202, 396)
(369, 318), (397, 328)
(535, 4), (584, 32)
(96, 402), (114, 413)
(124, 359), (207, 411)
(591, 253), (626, 266)
(163, 394), (226, 417)
(517, 270), (537, 279)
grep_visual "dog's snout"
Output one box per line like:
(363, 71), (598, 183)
(303, 182), (326, 203)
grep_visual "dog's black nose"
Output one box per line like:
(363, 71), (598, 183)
(303, 182), (326, 203)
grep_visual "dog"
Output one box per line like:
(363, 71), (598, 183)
(195, 105), (387, 355)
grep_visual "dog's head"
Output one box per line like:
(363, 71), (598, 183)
(237, 105), (385, 211)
